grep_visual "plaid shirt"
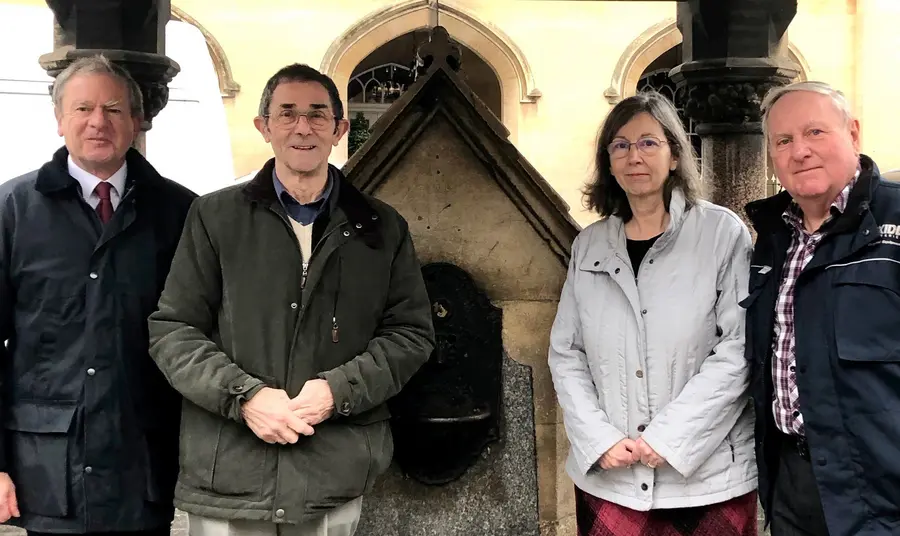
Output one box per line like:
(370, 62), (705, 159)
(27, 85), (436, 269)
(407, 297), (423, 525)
(773, 174), (858, 436)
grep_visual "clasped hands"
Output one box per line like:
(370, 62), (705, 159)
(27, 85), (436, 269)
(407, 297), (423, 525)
(241, 380), (334, 444)
(598, 437), (666, 470)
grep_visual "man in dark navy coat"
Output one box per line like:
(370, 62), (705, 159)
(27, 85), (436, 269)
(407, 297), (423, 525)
(743, 80), (900, 536)
(0, 55), (195, 535)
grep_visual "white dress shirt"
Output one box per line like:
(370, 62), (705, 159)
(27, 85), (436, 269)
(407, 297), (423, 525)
(67, 156), (127, 211)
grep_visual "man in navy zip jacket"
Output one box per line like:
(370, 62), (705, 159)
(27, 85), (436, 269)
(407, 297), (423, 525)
(742, 80), (900, 536)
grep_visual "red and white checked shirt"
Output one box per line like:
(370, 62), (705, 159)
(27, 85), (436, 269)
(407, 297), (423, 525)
(772, 174), (858, 436)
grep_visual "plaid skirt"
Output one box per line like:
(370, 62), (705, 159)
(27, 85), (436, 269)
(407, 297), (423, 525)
(575, 487), (758, 536)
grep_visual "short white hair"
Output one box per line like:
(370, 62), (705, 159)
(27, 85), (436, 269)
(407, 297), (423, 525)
(760, 81), (853, 143)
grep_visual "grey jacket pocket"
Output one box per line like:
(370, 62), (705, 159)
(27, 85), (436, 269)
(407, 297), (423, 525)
(302, 420), (392, 512)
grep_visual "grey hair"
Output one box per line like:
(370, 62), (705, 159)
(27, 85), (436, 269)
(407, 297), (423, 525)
(761, 81), (853, 143)
(51, 55), (144, 117)
(257, 63), (344, 121)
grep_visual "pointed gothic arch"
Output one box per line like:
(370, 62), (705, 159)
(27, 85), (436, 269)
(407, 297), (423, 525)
(320, 0), (540, 163)
(603, 18), (811, 104)
(170, 5), (240, 98)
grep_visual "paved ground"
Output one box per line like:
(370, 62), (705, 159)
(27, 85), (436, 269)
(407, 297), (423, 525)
(1, 506), (768, 535)
(0, 511), (188, 536)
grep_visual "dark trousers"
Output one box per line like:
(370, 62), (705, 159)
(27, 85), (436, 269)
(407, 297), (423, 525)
(28, 528), (170, 536)
(770, 435), (831, 536)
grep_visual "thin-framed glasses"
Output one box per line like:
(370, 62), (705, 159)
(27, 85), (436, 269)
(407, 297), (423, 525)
(266, 109), (335, 130)
(607, 136), (668, 159)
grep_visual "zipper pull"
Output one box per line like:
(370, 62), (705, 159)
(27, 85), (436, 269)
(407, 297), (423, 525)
(301, 263), (309, 289)
(332, 317), (339, 343)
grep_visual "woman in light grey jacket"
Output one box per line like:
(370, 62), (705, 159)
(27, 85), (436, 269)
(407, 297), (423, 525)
(548, 92), (757, 536)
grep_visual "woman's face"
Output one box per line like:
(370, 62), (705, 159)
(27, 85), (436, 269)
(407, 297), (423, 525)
(607, 112), (678, 201)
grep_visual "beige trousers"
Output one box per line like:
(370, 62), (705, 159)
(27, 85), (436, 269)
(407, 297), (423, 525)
(187, 498), (363, 536)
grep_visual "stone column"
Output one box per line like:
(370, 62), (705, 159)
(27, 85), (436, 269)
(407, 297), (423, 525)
(669, 0), (800, 218)
(38, 0), (180, 154)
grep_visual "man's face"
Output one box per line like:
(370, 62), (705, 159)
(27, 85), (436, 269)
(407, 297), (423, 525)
(56, 73), (140, 177)
(767, 91), (860, 202)
(254, 81), (349, 176)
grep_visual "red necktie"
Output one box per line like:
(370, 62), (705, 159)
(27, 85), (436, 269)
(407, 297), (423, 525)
(94, 182), (113, 224)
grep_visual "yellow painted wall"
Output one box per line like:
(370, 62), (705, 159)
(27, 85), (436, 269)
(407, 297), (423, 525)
(4, 0), (900, 223)
(161, 0), (678, 225)
(855, 0), (900, 174)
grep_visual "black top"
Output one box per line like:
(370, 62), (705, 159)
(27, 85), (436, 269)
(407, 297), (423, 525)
(626, 233), (661, 276)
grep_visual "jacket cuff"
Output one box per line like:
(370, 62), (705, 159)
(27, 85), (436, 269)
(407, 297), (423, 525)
(227, 375), (266, 423)
(639, 429), (688, 477)
(574, 432), (626, 475)
(317, 368), (352, 418)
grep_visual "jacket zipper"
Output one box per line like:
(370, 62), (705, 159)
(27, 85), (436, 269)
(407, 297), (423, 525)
(331, 254), (342, 343)
(269, 209), (346, 389)
(283, 220), (348, 382)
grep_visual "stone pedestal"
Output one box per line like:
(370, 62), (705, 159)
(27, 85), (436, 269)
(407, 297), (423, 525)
(356, 355), (539, 535)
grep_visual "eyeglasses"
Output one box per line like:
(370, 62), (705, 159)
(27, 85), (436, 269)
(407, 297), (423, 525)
(266, 109), (335, 130)
(607, 136), (668, 159)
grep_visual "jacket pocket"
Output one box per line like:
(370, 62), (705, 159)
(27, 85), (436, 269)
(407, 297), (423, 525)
(3, 401), (77, 517)
(831, 259), (900, 363)
(178, 403), (219, 494)
(302, 420), (392, 513)
(830, 260), (900, 414)
(844, 409), (900, 517)
(210, 420), (266, 498)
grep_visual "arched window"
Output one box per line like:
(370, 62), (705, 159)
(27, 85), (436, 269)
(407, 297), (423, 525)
(346, 29), (501, 157)
(349, 62), (415, 105)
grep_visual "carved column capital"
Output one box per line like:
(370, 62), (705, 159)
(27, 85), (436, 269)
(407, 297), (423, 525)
(670, 58), (800, 135)
(39, 48), (180, 131)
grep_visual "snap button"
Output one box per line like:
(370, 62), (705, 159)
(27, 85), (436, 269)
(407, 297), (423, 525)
(355, 223), (362, 229)
(87, 368), (96, 376)
(343, 230), (350, 237)
(593, 261), (600, 267)
(636, 370), (644, 379)
(641, 483), (648, 491)
(275, 509), (285, 518)
(792, 410), (800, 417)
(290, 302), (298, 309)
(614, 268), (620, 274)
(341, 401), (350, 413)
(864, 229), (870, 236)
(234, 385), (244, 393)
(85, 466), (93, 474)
(637, 424), (646, 432)
(89, 272), (98, 279)
(371, 214), (378, 220)
(648, 259), (654, 264)
(641, 309), (647, 315)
